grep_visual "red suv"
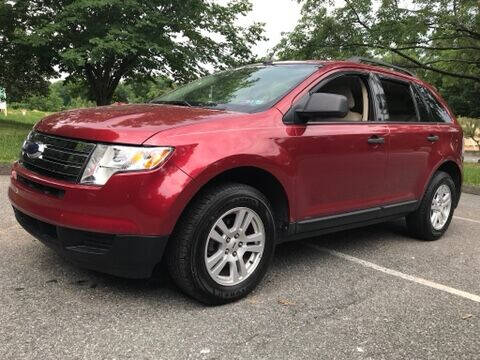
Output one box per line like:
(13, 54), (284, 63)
(9, 59), (463, 304)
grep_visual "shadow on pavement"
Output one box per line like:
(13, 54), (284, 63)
(28, 220), (412, 304)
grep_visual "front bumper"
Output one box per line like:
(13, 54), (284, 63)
(8, 161), (193, 236)
(14, 208), (168, 278)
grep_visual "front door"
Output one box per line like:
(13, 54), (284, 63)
(289, 72), (389, 221)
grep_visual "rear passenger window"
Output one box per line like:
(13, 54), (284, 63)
(415, 85), (452, 123)
(380, 79), (418, 122)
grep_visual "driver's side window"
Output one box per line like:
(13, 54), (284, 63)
(314, 75), (372, 122)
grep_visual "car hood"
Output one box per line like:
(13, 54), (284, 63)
(34, 104), (239, 144)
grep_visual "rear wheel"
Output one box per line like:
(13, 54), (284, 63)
(166, 183), (276, 305)
(406, 171), (456, 241)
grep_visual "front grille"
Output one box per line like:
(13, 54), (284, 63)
(20, 132), (95, 182)
(17, 175), (65, 198)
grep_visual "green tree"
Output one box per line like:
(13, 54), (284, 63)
(12, 0), (264, 106)
(113, 76), (173, 104)
(274, 0), (480, 116)
(0, 1), (54, 102)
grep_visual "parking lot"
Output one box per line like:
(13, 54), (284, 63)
(0, 175), (479, 360)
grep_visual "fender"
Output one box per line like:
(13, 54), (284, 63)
(419, 157), (463, 207)
(167, 154), (295, 230)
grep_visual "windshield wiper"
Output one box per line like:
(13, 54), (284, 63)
(193, 101), (218, 108)
(151, 100), (192, 107)
(151, 99), (226, 110)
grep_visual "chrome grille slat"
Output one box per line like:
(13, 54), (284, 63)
(23, 158), (81, 176)
(31, 155), (84, 170)
(42, 148), (89, 166)
(30, 132), (95, 155)
(21, 131), (95, 182)
(22, 162), (79, 182)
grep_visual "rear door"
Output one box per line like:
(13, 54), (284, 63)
(374, 74), (442, 203)
(414, 83), (460, 158)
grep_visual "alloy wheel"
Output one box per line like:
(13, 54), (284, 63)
(204, 207), (265, 286)
(430, 184), (452, 231)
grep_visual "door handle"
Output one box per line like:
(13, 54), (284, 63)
(427, 135), (439, 142)
(367, 135), (385, 144)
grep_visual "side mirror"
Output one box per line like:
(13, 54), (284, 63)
(294, 93), (349, 123)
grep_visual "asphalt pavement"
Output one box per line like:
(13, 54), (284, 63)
(0, 175), (479, 359)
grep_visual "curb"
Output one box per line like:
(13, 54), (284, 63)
(462, 184), (480, 196)
(0, 162), (479, 196)
(0, 163), (11, 176)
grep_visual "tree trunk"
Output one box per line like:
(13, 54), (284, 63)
(91, 80), (115, 106)
(85, 59), (131, 106)
(95, 92), (113, 106)
(85, 64), (116, 106)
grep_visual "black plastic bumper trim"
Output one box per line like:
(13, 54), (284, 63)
(285, 200), (419, 242)
(13, 207), (168, 279)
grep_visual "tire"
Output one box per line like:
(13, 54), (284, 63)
(406, 171), (456, 241)
(166, 183), (276, 305)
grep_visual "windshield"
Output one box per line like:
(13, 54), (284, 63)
(152, 64), (319, 113)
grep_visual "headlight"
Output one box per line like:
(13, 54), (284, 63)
(80, 145), (174, 185)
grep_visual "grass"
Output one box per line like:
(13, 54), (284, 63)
(464, 162), (480, 186)
(0, 109), (50, 164)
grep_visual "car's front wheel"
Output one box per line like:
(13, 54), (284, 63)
(406, 171), (456, 241)
(166, 183), (276, 305)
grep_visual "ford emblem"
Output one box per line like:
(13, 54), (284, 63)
(23, 141), (46, 159)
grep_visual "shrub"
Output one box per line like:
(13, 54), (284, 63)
(458, 117), (480, 150)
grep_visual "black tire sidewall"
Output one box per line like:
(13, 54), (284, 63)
(190, 188), (276, 302)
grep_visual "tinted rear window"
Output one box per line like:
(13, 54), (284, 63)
(380, 79), (418, 122)
(415, 85), (452, 123)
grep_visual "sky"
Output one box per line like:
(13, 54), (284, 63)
(235, 0), (303, 58)
(235, 0), (347, 58)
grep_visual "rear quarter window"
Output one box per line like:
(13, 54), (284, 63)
(412, 87), (430, 121)
(415, 85), (452, 123)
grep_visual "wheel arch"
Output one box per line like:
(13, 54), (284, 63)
(172, 165), (292, 241)
(424, 159), (462, 208)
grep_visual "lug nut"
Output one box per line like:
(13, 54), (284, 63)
(234, 233), (240, 239)
(225, 249), (229, 254)
(239, 242), (243, 247)
(226, 237), (230, 243)
(232, 251), (237, 257)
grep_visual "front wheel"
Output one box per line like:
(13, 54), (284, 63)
(166, 183), (276, 305)
(406, 171), (456, 241)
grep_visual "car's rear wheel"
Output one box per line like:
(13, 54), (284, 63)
(166, 183), (276, 305)
(406, 171), (456, 241)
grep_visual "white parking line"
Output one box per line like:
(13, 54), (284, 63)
(454, 216), (480, 224)
(304, 243), (480, 304)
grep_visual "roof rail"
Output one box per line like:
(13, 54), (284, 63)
(347, 57), (416, 77)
